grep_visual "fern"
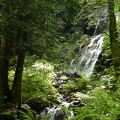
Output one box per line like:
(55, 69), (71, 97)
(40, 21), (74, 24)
(17, 110), (36, 120)
(72, 89), (120, 120)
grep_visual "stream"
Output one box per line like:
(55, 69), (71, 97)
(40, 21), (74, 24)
(40, 34), (104, 120)
(39, 10), (108, 119)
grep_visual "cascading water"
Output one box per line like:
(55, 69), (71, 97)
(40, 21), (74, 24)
(40, 106), (66, 120)
(70, 34), (104, 78)
(40, 9), (108, 120)
(40, 105), (74, 120)
(69, 9), (108, 78)
(40, 35), (104, 120)
(42, 35), (104, 120)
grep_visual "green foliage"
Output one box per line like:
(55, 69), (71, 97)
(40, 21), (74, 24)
(102, 33), (111, 56)
(116, 12), (120, 43)
(9, 56), (58, 104)
(72, 89), (120, 120)
(43, 35), (84, 69)
(17, 110), (35, 120)
(61, 77), (88, 95)
(38, 112), (52, 120)
(21, 104), (37, 120)
(104, 66), (115, 76)
(0, 104), (37, 120)
(1, 2), (120, 120)
(17, 110), (32, 120)
(115, 1), (120, 12)
(22, 60), (57, 100)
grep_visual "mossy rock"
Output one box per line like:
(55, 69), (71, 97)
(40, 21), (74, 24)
(27, 97), (51, 113)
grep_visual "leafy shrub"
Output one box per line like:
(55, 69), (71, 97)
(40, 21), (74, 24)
(72, 89), (120, 120)
(102, 33), (111, 58)
(22, 60), (58, 100)
(17, 110), (32, 120)
(9, 57), (58, 105)
(17, 109), (37, 120)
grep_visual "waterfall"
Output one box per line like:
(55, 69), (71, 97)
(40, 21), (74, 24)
(94, 9), (108, 35)
(70, 34), (104, 78)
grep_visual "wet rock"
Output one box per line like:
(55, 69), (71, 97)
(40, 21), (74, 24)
(71, 100), (81, 106)
(54, 108), (66, 120)
(65, 72), (81, 79)
(71, 92), (90, 100)
(40, 106), (66, 120)
(62, 101), (71, 108)
(60, 76), (69, 81)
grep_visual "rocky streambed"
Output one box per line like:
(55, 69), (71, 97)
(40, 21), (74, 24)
(38, 71), (94, 120)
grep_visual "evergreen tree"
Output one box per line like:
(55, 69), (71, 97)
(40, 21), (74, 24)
(0, 0), (60, 109)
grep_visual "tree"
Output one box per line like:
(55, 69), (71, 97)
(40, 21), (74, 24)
(0, 1), (10, 100)
(108, 0), (120, 85)
(0, 0), (60, 108)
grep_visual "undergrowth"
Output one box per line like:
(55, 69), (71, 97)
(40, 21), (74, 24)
(72, 88), (120, 120)
(9, 56), (58, 103)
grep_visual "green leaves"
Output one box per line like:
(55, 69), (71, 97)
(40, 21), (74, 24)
(21, 58), (57, 100)
(74, 89), (120, 120)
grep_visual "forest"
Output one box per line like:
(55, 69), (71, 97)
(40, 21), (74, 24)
(0, 0), (120, 120)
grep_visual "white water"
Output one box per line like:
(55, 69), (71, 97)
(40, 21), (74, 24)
(40, 36), (104, 120)
(70, 34), (104, 78)
(46, 106), (64, 120)
(40, 105), (73, 120)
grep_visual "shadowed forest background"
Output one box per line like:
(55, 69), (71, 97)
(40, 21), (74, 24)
(0, 0), (120, 120)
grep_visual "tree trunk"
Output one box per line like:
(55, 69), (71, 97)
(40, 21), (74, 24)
(0, 39), (10, 99)
(12, 50), (25, 109)
(108, 0), (120, 84)
(12, 31), (27, 109)
(0, 4), (10, 100)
